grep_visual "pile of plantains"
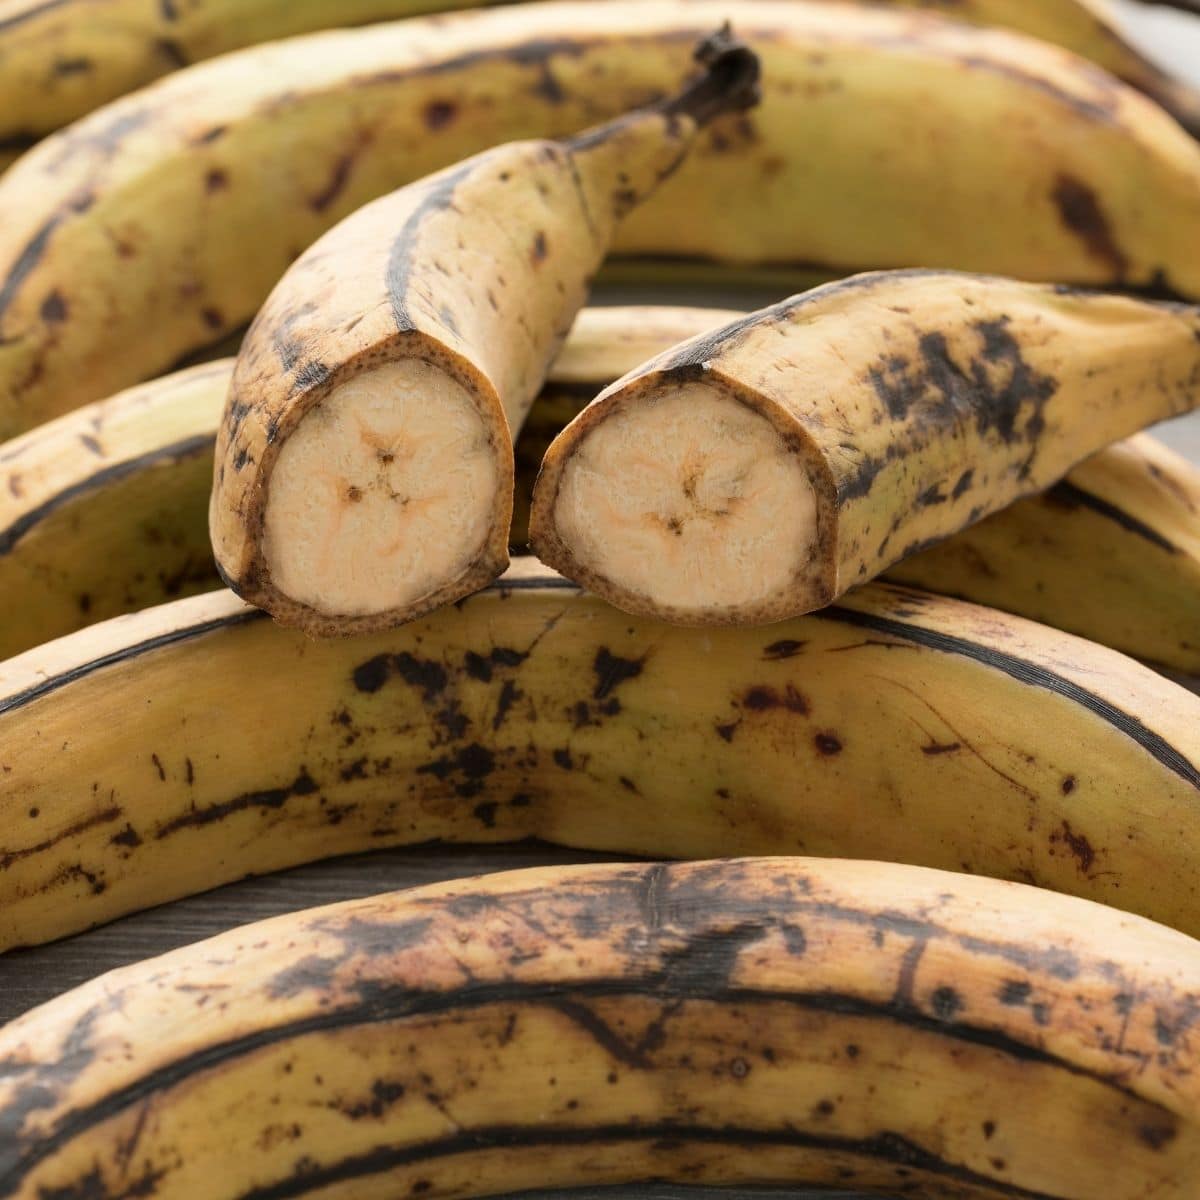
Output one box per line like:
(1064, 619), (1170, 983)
(0, 1), (1199, 1197)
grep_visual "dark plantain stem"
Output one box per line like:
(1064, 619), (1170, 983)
(665, 24), (762, 126)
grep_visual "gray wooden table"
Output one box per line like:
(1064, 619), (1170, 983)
(2, 5), (1198, 1199)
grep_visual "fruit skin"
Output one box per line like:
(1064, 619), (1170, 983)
(2, 0), (1197, 156)
(2, 305), (1198, 669)
(4, 1), (1200, 439)
(2, 856), (1200, 1199)
(1, 560), (1198, 952)
(887, 432), (1200, 673)
(207, 32), (759, 635)
(529, 270), (1200, 626)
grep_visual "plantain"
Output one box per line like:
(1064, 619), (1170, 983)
(5, 2), (1200, 438)
(207, 31), (759, 636)
(2, 558), (1198, 951)
(886, 431), (1200, 672)
(4, 856), (1200, 1198)
(530, 270), (1200, 627)
(2, 0), (1197, 163)
(1, 305), (1198, 669)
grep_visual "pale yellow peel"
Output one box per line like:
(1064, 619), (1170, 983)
(552, 381), (816, 617)
(262, 359), (500, 617)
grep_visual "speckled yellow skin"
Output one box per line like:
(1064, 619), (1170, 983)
(4, 1), (1200, 437)
(1, 562), (1199, 954)
(1, 0), (1195, 153)
(208, 72), (735, 633)
(3, 857), (1200, 1197)
(1, 304), (1198, 668)
(531, 271), (1200, 625)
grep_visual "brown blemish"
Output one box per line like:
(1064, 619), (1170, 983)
(1052, 174), (1127, 277)
(346, 486), (363, 503)
(763, 639), (805, 660)
(930, 986), (964, 1021)
(531, 230), (548, 264)
(741, 684), (808, 715)
(1061, 775), (1076, 794)
(205, 168), (228, 192)
(423, 100), (458, 130)
(39, 291), (67, 322)
(592, 648), (643, 699)
(922, 741), (961, 756)
(78, 433), (103, 456)
(201, 307), (223, 330)
(814, 732), (842, 756)
(150, 753), (166, 782)
(1052, 819), (1095, 874)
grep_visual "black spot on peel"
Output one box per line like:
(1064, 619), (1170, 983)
(1061, 775), (1076, 795)
(1052, 174), (1127, 277)
(1051, 820), (1095, 874)
(39, 291), (67, 322)
(763, 639), (806, 660)
(492, 680), (521, 732)
(473, 802), (498, 829)
(109, 825), (141, 849)
(592, 648), (643, 700)
(999, 980), (1031, 1007)
(952, 469), (974, 500)
(552, 748), (573, 770)
(531, 230), (548, 264)
(155, 37), (188, 68)
(741, 685), (808, 715)
(51, 57), (92, 77)
(423, 100), (457, 129)
(930, 987), (964, 1021)
(204, 168), (228, 192)
(416, 743), (495, 798)
(393, 653), (448, 701)
(814, 733), (842, 756)
(714, 721), (738, 742)
(352, 655), (390, 693)
(201, 307), (223, 331)
(1139, 1120), (1178, 1151)
(922, 741), (961, 756)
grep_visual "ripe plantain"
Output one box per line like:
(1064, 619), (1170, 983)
(2, 559), (1199, 952)
(530, 270), (1200, 626)
(3, 857), (1200, 1198)
(5, 1), (1200, 437)
(207, 31), (759, 635)
(1, 305), (1198, 669)
(1, 0), (1196, 163)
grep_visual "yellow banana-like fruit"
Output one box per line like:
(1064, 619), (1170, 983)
(2, 559), (1198, 952)
(1, 305), (1198, 668)
(530, 270), (1200, 626)
(886, 431), (1200, 673)
(208, 32), (759, 636)
(2, 0), (1197, 165)
(3, 856), (1199, 1198)
(4, 0), (1200, 437)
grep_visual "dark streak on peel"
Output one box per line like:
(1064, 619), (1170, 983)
(1044, 481), (1179, 554)
(231, 1123), (1066, 1200)
(0, 433), (214, 557)
(386, 164), (476, 332)
(0, 609), (266, 717)
(0, 970), (1156, 1198)
(819, 605), (1200, 789)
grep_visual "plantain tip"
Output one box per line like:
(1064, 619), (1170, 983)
(667, 24), (762, 126)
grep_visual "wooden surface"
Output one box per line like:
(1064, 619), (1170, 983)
(2, 7), (1199, 1199)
